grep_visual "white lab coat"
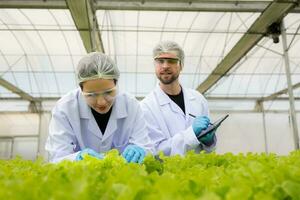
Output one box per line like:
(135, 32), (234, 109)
(45, 88), (154, 163)
(141, 85), (216, 156)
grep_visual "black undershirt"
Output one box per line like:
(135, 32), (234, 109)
(91, 107), (113, 134)
(166, 89), (185, 114)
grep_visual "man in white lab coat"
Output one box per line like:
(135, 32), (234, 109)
(46, 52), (153, 163)
(141, 41), (216, 156)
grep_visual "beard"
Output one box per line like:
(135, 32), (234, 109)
(157, 73), (179, 85)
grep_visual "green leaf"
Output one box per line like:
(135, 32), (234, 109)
(281, 180), (300, 200)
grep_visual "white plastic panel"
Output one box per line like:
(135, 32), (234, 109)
(0, 8), (299, 111)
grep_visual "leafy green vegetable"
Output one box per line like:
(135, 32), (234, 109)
(0, 150), (299, 199)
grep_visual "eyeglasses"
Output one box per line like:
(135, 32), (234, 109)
(82, 86), (117, 102)
(154, 58), (180, 66)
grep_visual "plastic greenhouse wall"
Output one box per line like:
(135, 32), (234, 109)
(0, 112), (299, 160)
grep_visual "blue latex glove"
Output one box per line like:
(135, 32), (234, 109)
(192, 116), (210, 136)
(76, 148), (104, 161)
(199, 128), (216, 146)
(122, 145), (146, 164)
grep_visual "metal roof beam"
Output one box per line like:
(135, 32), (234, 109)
(0, 78), (41, 112)
(66, 0), (104, 53)
(1, 0), (300, 13)
(0, 0), (66, 9)
(0, 77), (37, 102)
(197, 0), (298, 94)
(94, 0), (271, 12)
(258, 82), (300, 102)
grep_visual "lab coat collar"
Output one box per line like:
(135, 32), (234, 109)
(156, 85), (181, 115)
(78, 88), (91, 119)
(78, 89), (128, 140)
(182, 87), (196, 118)
(154, 84), (197, 117)
(100, 93), (128, 141)
(154, 85), (173, 106)
(76, 89), (101, 138)
(112, 92), (128, 119)
(154, 84), (196, 104)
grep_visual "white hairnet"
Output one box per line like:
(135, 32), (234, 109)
(153, 41), (185, 68)
(77, 52), (120, 83)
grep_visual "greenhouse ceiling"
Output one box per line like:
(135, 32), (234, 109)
(0, 0), (300, 112)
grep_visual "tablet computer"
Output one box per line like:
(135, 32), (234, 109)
(196, 114), (229, 139)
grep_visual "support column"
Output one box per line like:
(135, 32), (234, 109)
(10, 138), (14, 159)
(255, 101), (268, 153)
(37, 112), (51, 161)
(261, 103), (268, 153)
(281, 20), (299, 149)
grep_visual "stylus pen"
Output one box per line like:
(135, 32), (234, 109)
(189, 113), (196, 118)
(189, 113), (213, 125)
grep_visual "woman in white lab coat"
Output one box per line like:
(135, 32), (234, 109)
(45, 52), (153, 163)
(141, 41), (216, 156)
